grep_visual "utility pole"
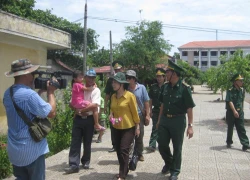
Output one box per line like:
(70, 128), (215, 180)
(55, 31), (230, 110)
(83, 1), (87, 74)
(139, 9), (143, 21)
(216, 29), (218, 40)
(109, 31), (113, 75)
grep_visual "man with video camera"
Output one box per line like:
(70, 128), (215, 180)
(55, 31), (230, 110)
(3, 59), (57, 180)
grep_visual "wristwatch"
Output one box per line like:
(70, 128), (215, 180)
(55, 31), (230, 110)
(188, 123), (193, 127)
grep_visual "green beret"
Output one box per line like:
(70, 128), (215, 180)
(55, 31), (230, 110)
(167, 60), (184, 74)
(155, 68), (166, 75)
(231, 73), (244, 82)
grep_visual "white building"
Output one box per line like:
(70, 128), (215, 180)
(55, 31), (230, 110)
(178, 40), (250, 71)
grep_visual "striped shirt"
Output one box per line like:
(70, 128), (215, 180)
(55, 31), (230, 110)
(3, 84), (52, 166)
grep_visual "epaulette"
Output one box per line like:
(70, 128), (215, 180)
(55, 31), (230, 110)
(182, 82), (190, 87)
(229, 87), (233, 91)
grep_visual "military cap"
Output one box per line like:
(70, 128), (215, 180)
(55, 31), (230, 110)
(5, 59), (40, 77)
(156, 68), (166, 76)
(231, 73), (244, 82)
(112, 60), (123, 70)
(167, 60), (184, 74)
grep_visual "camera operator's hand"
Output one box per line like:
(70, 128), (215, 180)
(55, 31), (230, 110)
(46, 80), (57, 93)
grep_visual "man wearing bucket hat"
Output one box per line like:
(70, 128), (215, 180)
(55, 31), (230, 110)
(65, 69), (101, 174)
(147, 68), (166, 152)
(109, 72), (140, 180)
(104, 60), (124, 152)
(126, 69), (150, 162)
(3, 59), (57, 180)
(156, 60), (195, 180)
(226, 74), (250, 151)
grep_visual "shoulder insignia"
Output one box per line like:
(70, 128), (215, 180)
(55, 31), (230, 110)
(229, 87), (233, 91)
(182, 82), (190, 87)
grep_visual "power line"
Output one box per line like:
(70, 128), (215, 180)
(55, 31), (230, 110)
(73, 15), (250, 36)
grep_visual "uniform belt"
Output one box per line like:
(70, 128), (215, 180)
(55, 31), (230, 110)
(165, 114), (185, 118)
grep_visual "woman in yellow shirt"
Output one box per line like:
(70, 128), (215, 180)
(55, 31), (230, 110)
(109, 72), (140, 180)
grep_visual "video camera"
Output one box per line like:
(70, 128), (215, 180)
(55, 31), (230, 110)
(34, 70), (73, 90)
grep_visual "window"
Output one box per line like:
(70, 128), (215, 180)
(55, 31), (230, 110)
(211, 61), (217, 66)
(201, 51), (207, 56)
(194, 51), (199, 56)
(211, 51), (217, 56)
(194, 61), (199, 66)
(230, 51), (235, 55)
(182, 51), (188, 56)
(201, 61), (207, 66)
(220, 51), (227, 55)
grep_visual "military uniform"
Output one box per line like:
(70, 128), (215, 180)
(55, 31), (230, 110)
(148, 68), (166, 150)
(157, 60), (195, 178)
(226, 74), (249, 150)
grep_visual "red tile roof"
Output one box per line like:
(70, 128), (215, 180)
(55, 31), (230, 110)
(94, 66), (111, 73)
(179, 40), (250, 49)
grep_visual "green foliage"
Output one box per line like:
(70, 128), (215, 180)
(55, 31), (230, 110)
(46, 87), (74, 157)
(0, 135), (12, 179)
(177, 60), (203, 85)
(117, 21), (172, 82)
(204, 50), (250, 99)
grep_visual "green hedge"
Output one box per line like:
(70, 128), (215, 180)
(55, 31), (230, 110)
(0, 136), (12, 179)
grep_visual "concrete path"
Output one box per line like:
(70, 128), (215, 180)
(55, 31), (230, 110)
(5, 85), (250, 180)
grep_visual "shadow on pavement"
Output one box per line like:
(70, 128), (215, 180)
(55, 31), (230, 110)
(46, 162), (68, 172)
(210, 145), (249, 153)
(97, 160), (119, 166)
(198, 119), (227, 132)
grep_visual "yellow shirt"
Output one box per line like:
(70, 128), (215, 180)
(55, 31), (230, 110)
(110, 90), (140, 129)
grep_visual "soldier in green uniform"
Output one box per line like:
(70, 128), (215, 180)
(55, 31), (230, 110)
(156, 60), (195, 180)
(104, 61), (124, 152)
(226, 74), (250, 151)
(147, 68), (166, 152)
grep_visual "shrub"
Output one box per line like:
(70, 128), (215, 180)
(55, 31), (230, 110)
(0, 135), (12, 179)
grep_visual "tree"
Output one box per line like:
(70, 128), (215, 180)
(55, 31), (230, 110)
(117, 21), (172, 82)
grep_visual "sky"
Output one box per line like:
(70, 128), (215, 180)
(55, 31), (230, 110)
(34, 0), (250, 55)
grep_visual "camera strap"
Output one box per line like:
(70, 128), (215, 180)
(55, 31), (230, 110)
(10, 86), (33, 127)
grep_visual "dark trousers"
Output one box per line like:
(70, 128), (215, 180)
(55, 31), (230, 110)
(13, 155), (45, 180)
(114, 127), (135, 179)
(157, 115), (186, 176)
(134, 114), (144, 156)
(149, 111), (159, 148)
(110, 121), (116, 148)
(226, 110), (249, 147)
(68, 115), (94, 168)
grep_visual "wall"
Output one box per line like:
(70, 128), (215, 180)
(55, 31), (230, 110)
(0, 43), (47, 134)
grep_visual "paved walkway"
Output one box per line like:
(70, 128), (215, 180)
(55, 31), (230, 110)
(5, 86), (250, 180)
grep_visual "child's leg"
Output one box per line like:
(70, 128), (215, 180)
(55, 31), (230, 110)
(93, 108), (105, 131)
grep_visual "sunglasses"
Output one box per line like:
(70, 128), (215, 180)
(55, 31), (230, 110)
(126, 76), (134, 80)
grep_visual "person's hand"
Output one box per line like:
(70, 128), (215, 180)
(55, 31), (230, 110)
(109, 114), (113, 120)
(233, 110), (239, 118)
(150, 111), (153, 118)
(156, 121), (160, 130)
(186, 126), (193, 139)
(93, 83), (97, 88)
(144, 115), (150, 126)
(46, 80), (57, 93)
(135, 128), (140, 138)
(37, 89), (46, 96)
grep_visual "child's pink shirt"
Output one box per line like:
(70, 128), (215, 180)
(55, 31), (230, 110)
(71, 82), (90, 108)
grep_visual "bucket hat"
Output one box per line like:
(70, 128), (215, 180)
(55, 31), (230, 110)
(125, 70), (137, 80)
(5, 59), (40, 77)
(112, 72), (129, 84)
(85, 69), (96, 77)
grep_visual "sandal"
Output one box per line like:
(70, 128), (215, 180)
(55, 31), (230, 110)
(95, 126), (106, 131)
(96, 139), (102, 143)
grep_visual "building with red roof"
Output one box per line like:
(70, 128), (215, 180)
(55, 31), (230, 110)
(178, 40), (250, 71)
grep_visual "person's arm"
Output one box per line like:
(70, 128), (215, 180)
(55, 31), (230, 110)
(229, 101), (239, 118)
(104, 93), (110, 114)
(186, 108), (193, 139)
(82, 83), (96, 91)
(144, 101), (150, 126)
(149, 99), (153, 117)
(46, 81), (57, 118)
(156, 104), (163, 129)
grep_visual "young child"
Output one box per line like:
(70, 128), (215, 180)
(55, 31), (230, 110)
(96, 97), (107, 143)
(71, 71), (105, 131)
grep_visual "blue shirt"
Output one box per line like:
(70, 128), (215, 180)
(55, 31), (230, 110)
(128, 83), (150, 115)
(3, 84), (52, 166)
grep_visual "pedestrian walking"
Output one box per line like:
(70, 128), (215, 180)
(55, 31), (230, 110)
(126, 70), (150, 162)
(226, 74), (250, 151)
(65, 69), (101, 174)
(109, 72), (140, 180)
(104, 60), (124, 153)
(156, 60), (195, 180)
(147, 68), (166, 152)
